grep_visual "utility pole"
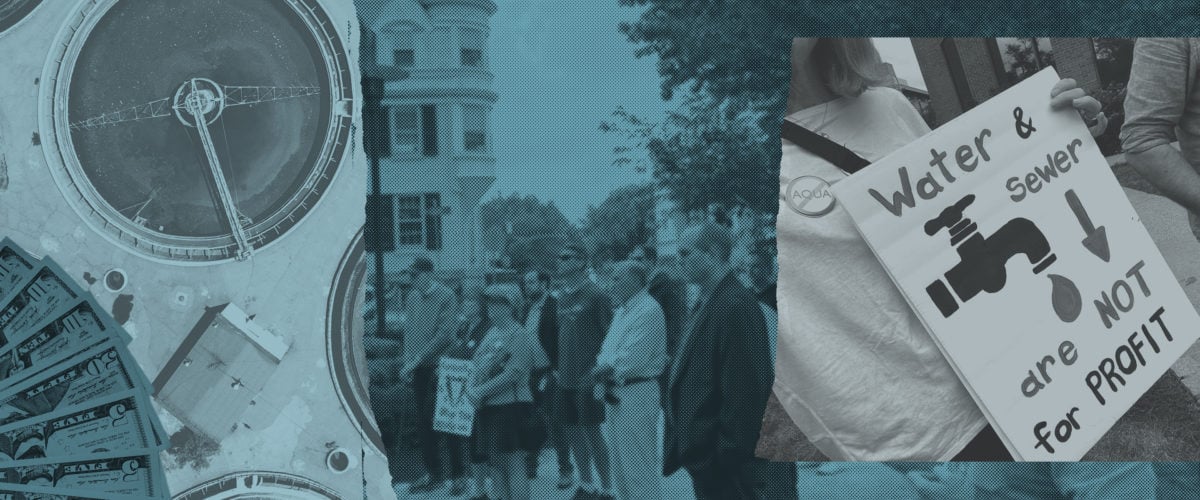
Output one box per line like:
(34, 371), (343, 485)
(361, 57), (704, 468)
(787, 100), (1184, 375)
(363, 76), (392, 349)
(361, 23), (409, 352)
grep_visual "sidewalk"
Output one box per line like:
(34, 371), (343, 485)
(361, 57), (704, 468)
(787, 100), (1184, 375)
(392, 447), (696, 499)
(392, 417), (696, 500)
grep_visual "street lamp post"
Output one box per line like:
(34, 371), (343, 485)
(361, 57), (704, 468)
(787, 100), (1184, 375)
(363, 76), (392, 351)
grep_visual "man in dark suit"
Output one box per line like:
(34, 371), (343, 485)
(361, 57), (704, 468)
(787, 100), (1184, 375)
(628, 245), (687, 358)
(523, 269), (574, 487)
(665, 222), (796, 500)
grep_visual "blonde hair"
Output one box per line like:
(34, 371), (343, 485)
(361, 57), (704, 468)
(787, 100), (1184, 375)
(811, 38), (887, 98)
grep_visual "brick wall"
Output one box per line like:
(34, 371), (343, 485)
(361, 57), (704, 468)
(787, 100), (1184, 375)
(1051, 38), (1102, 92)
(911, 38), (1104, 127)
(957, 39), (1005, 103)
(912, 38), (960, 127)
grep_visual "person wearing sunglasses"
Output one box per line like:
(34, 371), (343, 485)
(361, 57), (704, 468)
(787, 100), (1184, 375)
(553, 244), (615, 500)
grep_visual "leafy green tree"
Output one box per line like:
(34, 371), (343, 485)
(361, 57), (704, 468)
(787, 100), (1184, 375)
(1093, 38), (1135, 84)
(1091, 38), (1135, 155)
(601, 95), (777, 215)
(1000, 38), (1053, 82)
(616, 0), (797, 123)
(580, 183), (656, 263)
(610, 1), (795, 218)
(480, 194), (578, 273)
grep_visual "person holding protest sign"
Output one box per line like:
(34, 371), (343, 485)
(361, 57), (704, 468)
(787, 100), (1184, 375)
(467, 284), (542, 500)
(443, 289), (493, 499)
(767, 37), (1108, 461)
(396, 256), (463, 493)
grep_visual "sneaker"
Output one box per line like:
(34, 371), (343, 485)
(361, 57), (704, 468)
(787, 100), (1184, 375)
(557, 471), (574, 490)
(570, 488), (592, 500)
(408, 475), (440, 494)
(593, 493), (615, 500)
(525, 454), (538, 479)
(449, 478), (467, 496)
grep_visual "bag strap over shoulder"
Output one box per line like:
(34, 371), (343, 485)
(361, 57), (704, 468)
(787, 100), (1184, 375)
(780, 119), (870, 174)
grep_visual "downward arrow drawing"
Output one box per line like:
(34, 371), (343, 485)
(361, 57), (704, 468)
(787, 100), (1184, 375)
(1065, 189), (1111, 262)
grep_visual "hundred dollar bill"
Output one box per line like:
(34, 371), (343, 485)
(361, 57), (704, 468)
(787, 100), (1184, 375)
(0, 450), (165, 498)
(0, 241), (37, 302)
(0, 342), (143, 428)
(0, 299), (131, 392)
(0, 480), (145, 499)
(0, 263), (83, 349)
(0, 390), (162, 462)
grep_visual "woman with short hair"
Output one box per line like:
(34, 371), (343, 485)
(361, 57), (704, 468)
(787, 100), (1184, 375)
(468, 284), (539, 500)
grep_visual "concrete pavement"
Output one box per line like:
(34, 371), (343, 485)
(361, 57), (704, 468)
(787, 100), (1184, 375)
(392, 445), (696, 500)
(1126, 186), (1200, 396)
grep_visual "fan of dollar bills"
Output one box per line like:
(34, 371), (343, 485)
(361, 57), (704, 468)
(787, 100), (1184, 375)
(0, 238), (169, 499)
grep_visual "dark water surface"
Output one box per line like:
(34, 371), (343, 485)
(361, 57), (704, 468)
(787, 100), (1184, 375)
(68, 0), (331, 238)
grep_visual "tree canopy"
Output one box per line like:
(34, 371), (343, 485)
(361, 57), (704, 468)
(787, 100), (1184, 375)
(479, 194), (578, 273)
(609, 0), (796, 216)
(580, 182), (656, 262)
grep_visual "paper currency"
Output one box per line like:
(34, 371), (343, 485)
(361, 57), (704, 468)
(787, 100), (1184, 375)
(0, 240), (165, 498)
(0, 299), (129, 391)
(0, 390), (161, 461)
(0, 241), (36, 302)
(0, 450), (165, 498)
(0, 481), (140, 500)
(0, 342), (141, 428)
(0, 264), (83, 349)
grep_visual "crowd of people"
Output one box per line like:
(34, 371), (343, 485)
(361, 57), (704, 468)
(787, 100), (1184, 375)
(367, 221), (795, 500)
(360, 36), (1200, 500)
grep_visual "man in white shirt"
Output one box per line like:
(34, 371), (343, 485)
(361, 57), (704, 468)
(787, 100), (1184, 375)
(592, 260), (666, 500)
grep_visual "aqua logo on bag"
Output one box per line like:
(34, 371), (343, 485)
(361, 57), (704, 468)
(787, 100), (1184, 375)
(786, 176), (835, 217)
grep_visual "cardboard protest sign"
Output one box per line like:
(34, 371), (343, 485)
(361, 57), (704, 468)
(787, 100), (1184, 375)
(433, 356), (475, 437)
(830, 68), (1200, 460)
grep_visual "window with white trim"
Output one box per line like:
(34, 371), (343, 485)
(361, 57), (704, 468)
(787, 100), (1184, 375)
(463, 105), (488, 153)
(395, 193), (444, 250)
(396, 195), (424, 246)
(392, 30), (416, 68)
(392, 106), (421, 155)
(460, 27), (485, 68)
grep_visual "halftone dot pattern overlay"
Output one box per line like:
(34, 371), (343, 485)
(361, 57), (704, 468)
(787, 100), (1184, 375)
(353, 0), (1200, 498)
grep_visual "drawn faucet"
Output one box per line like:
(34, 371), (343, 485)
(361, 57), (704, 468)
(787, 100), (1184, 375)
(924, 195), (1057, 318)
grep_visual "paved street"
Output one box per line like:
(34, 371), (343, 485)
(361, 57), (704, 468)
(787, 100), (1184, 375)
(392, 417), (696, 500)
(392, 447), (696, 499)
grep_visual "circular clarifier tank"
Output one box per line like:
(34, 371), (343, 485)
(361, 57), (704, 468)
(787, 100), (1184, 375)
(42, 0), (353, 263)
(0, 0), (42, 34)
